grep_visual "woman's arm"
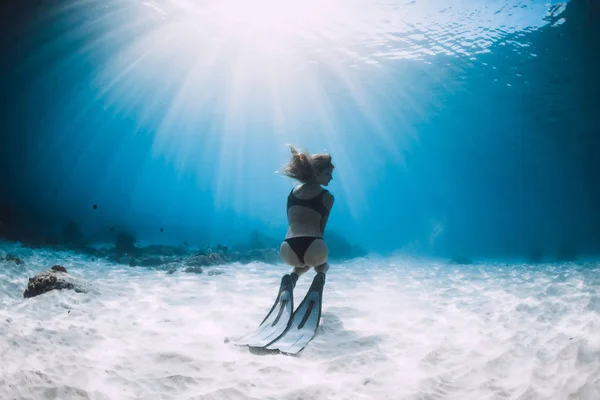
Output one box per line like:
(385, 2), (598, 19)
(320, 192), (335, 235)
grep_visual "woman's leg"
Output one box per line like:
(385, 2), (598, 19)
(281, 239), (329, 284)
(302, 239), (329, 272)
(293, 265), (311, 276)
(280, 241), (309, 286)
(279, 241), (304, 268)
(314, 262), (329, 275)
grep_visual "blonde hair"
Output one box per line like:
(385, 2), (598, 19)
(281, 145), (334, 183)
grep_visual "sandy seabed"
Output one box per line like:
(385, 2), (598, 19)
(1, 242), (600, 400)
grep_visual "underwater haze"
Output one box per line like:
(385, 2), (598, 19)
(1, 0), (600, 399)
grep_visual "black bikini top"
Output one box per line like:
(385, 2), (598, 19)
(287, 189), (329, 216)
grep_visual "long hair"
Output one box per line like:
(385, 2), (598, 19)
(281, 145), (334, 183)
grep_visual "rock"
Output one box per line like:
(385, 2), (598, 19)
(23, 269), (88, 298)
(207, 270), (224, 276)
(183, 266), (203, 274)
(51, 265), (67, 273)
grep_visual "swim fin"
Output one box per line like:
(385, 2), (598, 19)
(266, 272), (325, 355)
(237, 274), (295, 348)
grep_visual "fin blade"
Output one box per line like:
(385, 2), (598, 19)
(266, 273), (325, 354)
(238, 275), (295, 348)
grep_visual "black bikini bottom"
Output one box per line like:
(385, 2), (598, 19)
(284, 236), (323, 264)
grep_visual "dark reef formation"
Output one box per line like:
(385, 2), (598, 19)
(1, 218), (369, 296)
(23, 266), (89, 298)
(123, 245), (281, 273)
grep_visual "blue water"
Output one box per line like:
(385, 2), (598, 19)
(1, 0), (598, 258)
(1, 0), (599, 398)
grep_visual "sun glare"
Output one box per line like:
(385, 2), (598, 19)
(210, 0), (334, 30)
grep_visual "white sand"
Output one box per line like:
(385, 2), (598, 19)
(1, 242), (599, 400)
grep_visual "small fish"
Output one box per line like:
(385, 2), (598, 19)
(160, 228), (164, 232)
(109, 227), (114, 232)
(92, 204), (97, 210)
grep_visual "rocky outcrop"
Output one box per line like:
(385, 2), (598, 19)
(108, 231), (366, 272)
(109, 242), (282, 273)
(183, 266), (203, 274)
(51, 265), (67, 273)
(5, 228), (367, 279)
(23, 266), (89, 298)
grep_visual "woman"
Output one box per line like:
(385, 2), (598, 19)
(280, 145), (335, 286)
(236, 146), (334, 350)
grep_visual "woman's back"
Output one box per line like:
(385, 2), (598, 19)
(286, 183), (332, 238)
